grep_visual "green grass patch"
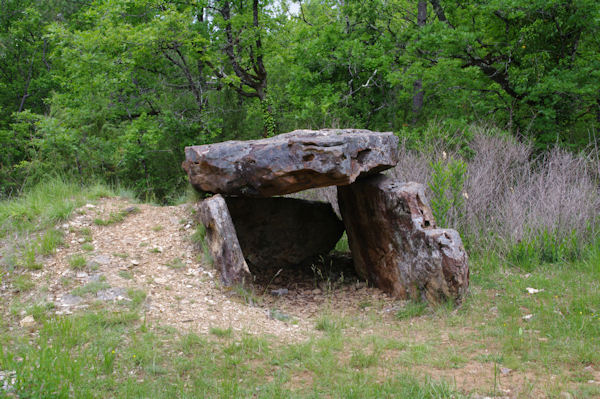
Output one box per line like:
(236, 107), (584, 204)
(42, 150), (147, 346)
(94, 207), (140, 226)
(38, 229), (64, 256)
(396, 301), (428, 320)
(0, 178), (112, 238)
(68, 254), (87, 270)
(166, 257), (185, 269)
(118, 270), (133, 280)
(334, 232), (350, 252)
(12, 274), (34, 292)
(81, 243), (94, 251)
(71, 281), (111, 296)
(210, 326), (233, 338)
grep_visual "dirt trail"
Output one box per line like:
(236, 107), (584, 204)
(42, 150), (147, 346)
(31, 197), (391, 342)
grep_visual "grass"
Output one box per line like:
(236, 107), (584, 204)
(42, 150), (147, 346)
(210, 326), (233, 338)
(94, 206), (140, 226)
(118, 270), (133, 280)
(1, 179), (600, 398)
(166, 257), (185, 269)
(81, 243), (94, 251)
(0, 178), (112, 238)
(2, 260), (598, 399)
(68, 254), (87, 270)
(71, 281), (111, 296)
(396, 301), (429, 320)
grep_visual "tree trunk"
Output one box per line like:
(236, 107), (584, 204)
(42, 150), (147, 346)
(412, 1), (427, 125)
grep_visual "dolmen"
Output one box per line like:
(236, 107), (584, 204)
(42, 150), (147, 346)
(182, 129), (469, 305)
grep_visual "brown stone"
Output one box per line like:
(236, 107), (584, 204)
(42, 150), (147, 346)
(337, 175), (469, 304)
(196, 195), (250, 285)
(225, 197), (344, 269)
(182, 129), (399, 197)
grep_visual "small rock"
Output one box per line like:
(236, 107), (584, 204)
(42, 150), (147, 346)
(0, 370), (16, 392)
(19, 315), (35, 329)
(522, 314), (533, 321)
(526, 287), (543, 294)
(61, 223), (69, 229)
(311, 288), (322, 295)
(269, 309), (291, 322)
(560, 392), (573, 399)
(76, 271), (88, 279)
(584, 365), (594, 372)
(271, 288), (289, 296)
(97, 287), (128, 301)
(85, 203), (96, 208)
(77, 238), (85, 243)
(59, 294), (83, 306)
(131, 259), (140, 266)
(88, 274), (103, 282)
(93, 255), (111, 265)
(500, 367), (511, 375)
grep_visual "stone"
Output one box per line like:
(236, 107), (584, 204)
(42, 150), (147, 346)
(19, 315), (35, 329)
(196, 195), (251, 285)
(97, 287), (128, 301)
(271, 288), (289, 296)
(225, 197), (344, 268)
(337, 175), (469, 305)
(93, 254), (111, 265)
(59, 294), (83, 306)
(182, 129), (399, 197)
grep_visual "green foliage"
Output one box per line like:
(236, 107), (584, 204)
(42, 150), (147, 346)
(68, 254), (87, 270)
(508, 229), (582, 270)
(428, 156), (467, 228)
(71, 281), (111, 296)
(1, 0), (598, 201)
(396, 301), (428, 320)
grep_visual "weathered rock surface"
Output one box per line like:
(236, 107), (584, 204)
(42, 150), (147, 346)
(196, 195), (251, 285)
(182, 129), (399, 197)
(337, 175), (469, 304)
(225, 197), (344, 268)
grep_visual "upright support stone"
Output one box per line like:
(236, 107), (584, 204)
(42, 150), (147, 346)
(196, 194), (251, 286)
(337, 175), (469, 304)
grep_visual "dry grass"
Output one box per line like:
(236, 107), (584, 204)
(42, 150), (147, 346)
(300, 129), (600, 258)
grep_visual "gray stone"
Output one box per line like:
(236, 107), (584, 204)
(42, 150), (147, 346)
(93, 255), (111, 265)
(96, 287), (128, 301)
(59, 294), (83, 306)
(182, 129), (399, 197)
(225, 197), (344, 268)
(338, 175), (469, 305)
(196, 195), (251, 285)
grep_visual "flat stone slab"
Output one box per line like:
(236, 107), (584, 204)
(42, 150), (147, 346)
(226, 197), (344, 268)
(182, 129), (399, 197)
(338, 175), (469, 305)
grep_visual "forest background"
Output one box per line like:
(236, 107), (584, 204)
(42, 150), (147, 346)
(2, 0), (599, 200)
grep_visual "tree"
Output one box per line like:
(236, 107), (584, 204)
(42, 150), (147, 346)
(412, 0), (600, 145)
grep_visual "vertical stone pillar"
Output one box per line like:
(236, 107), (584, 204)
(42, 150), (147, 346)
(337, 174), (469, 304)
(197, 195), (251, 285)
